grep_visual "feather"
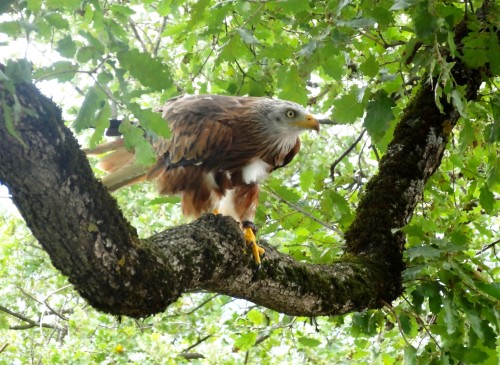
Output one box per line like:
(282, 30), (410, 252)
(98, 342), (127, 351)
(100, 164), (148, 192)
(86, 94), (318, 225)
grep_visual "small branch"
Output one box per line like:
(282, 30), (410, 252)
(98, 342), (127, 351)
(317, 119), (339, 125)
(129, 19), (148, 52)
(164, 294), (218, 318)
(308, 85), (333, 105)
(0, 343), (8, 354)
(476, 238), (500, 255)
(263, 185), (342, 234)
(0, 305), (57, 330)
(330, 129), (367, 179)
(401, 295), (443, 351)
(153, 16), (168, 57)
(181, 334), (212, 353)
(381, 300), (411, 347)
(44, 284), (73, 321)
(178, 352), (205, 359)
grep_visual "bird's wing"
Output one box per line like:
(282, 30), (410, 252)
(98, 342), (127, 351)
(150, 95), (260, 173)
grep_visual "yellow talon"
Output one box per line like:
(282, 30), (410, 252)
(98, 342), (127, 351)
(213, 209), (220, 215)
(243, 227), (265, 266)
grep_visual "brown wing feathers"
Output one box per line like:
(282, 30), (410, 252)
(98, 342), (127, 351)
(86, 95), (311, 223)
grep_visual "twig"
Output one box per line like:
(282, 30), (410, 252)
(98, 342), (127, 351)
(476, 237), (500, 255)
(153, 16), (168, 57)
(308, 85), (333, 105)
(330, 129), (366, 179)
(0, 305), (57, 330)
(401, 295), (443, 351)
(263, 185), (342, 234)
(181, 334), (212, 353)
(164, 294), (219, 318)
(178, 352), (205, 359)
(129, 19), (148, 52)
(380, 300), (411, 347)
(44, 284), (73, 321)
(317, 118), (339, 125)
(0, 343), (8, 354)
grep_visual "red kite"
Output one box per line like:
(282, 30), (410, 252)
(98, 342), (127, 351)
(86, 95), (319, 266)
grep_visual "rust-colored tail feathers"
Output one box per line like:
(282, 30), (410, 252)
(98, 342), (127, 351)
(84, 139), (148, 192)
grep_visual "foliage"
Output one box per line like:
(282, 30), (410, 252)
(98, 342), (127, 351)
(0, 0), (499, 363)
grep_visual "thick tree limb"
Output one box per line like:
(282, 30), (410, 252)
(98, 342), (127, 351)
(0, 17), (486, 318)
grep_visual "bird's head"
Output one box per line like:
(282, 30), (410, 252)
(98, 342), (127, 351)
(260, 99), (320, 135)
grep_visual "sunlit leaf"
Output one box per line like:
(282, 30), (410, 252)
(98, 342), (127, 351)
(117, 49), (173, 91)
(233, 332), (257, 351)
(364, 90), (395, 142)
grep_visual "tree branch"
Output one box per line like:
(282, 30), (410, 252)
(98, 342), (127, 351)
(0, 11), (487, 317)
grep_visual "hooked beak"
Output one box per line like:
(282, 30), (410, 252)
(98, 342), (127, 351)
(291, 114), (320, 132)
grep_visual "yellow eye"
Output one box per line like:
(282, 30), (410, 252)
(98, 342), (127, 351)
(286, 110), (296, 118)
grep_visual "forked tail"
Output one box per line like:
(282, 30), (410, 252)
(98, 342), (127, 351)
(84, 139), (149, 191)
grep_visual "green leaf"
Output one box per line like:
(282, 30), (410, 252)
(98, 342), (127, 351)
(89, 101), (111, 148)
(246, 309), (264, 326)
(46, 0), (81, 11)
(442, 293), (457, 334)
(399, 314), (418, 337)
(33, 61), (77, 82)
(338, 17), (376, 29)
(148, 196), (181, 205)
(128, 103), (170, 138)
(5, 59), (32, 83)
(2, 101), (27, 148)
(479, 185), (494, 213)
(462, 348), (489, 364)
(451, 89), (467, 117)
(73, 85), (106, 132)
(390, 0), (416, 11)
(236, 28), (259, 45)
(0, 0), (15, 14)
(57, 35), (77, 58)
(364, 90), (395, 142)
(462, 33), (489, 69)
(359, 54), (379, 78)
(406, 245), (442, 260)
(117, 49), (173, 91)
(45, 12), (69, 29)
(270, 184), (300, 204)
(331, 88), (366, 124)
(298, 337), (321, 347)
(414, 4), (437, 39)
(321, 53), (344, 80)
(404, 345), (417, 365)
(76, 46), (98, 63)
(187, 0), (210, 27)
(299, 170), (314, 191)
(475, 282), (500, 301)
(486, 156), (500, 188)
(27, 0), (42, 12)
(371, 7), (394, 28)
(233, 332), (257, 351)
(487, 94), (500, 142)
(276, 65), (308, 105)
(119, 122), (157, 166)
(0, 21), (21, 36)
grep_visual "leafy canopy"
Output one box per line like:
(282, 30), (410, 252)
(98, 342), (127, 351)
(0, 0), (499, 364)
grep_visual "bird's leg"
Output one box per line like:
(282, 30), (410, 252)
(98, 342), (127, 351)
(242, 221), (265, 267)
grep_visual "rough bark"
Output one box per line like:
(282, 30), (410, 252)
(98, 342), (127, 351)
(0, 19), (487, 318)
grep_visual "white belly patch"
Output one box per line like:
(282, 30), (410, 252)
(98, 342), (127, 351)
(242, 159), (270, 184)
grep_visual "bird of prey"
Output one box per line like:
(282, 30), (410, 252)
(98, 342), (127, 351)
(86, 94), (319, 266)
